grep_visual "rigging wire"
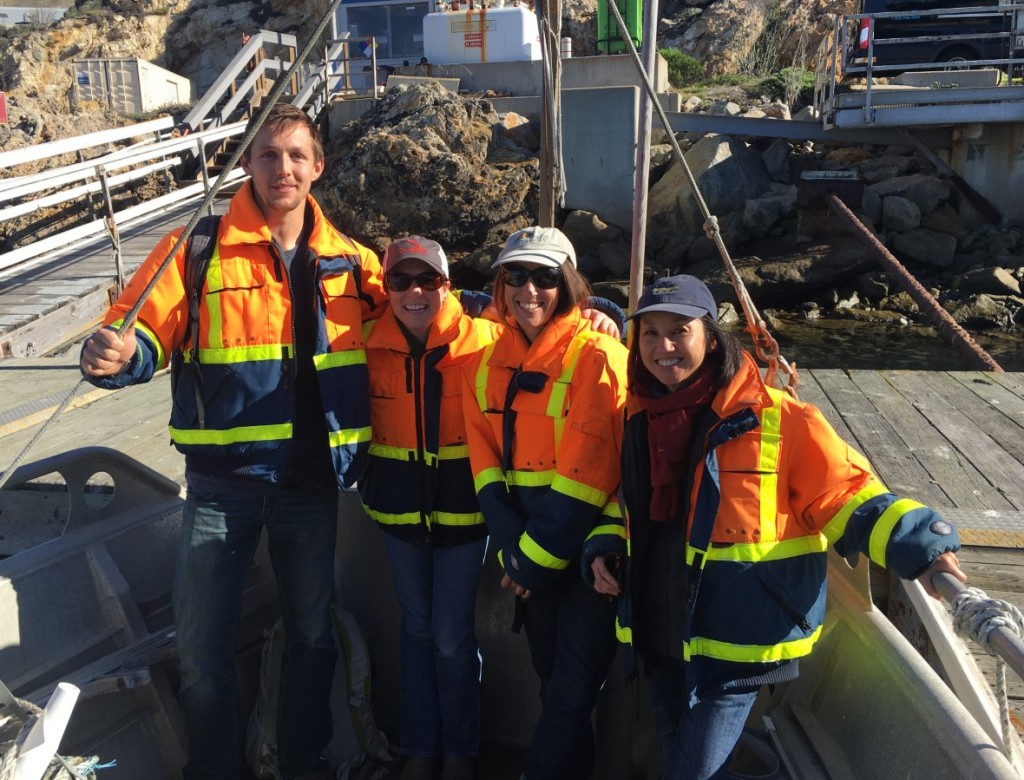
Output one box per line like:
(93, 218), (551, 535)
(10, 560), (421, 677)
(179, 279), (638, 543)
(0, 0), (345, 493)
(601, 0), (799, 396)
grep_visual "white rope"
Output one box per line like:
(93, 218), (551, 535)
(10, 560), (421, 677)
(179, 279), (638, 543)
(949, 586), (1024, 759)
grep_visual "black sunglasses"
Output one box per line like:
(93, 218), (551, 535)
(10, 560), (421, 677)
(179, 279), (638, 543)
(501, 265), (562, 290)
(385, 271), (446, 292)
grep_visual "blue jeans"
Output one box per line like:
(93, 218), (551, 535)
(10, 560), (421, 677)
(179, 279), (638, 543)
(646, 655), (759, 780)
(383, 534), (487, 758)
(522, 571), (617, 780)
(173, 489), (339, 780)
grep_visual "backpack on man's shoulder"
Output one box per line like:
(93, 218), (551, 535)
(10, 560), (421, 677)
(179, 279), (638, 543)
(245, 606), (396, 780)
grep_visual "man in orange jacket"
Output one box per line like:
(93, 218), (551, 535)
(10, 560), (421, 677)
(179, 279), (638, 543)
(81, 103), (386, 780)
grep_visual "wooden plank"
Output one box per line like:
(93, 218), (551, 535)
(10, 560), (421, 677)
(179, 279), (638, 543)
(881, 370), (1024, 510)
(987, 372), (1024, 399)
(811, 369), (953, 506)
(936, 373), (1024, 465)
(847, 370), (1011, 510)
(797, 370), (861, 454)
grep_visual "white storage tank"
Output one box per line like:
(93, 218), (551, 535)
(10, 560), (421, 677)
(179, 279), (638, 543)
(423, 6), (540, 65)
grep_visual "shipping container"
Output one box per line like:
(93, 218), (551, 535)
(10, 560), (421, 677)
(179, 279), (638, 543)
(73, 58), (193, 115)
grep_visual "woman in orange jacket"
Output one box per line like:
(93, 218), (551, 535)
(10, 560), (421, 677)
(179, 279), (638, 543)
(461, 226), (628, 780)
(360, 236), (500, 780)
(586, 274), (967, 779)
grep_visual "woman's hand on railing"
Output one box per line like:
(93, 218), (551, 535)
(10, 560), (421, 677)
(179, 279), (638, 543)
(921, 550), (968, 600)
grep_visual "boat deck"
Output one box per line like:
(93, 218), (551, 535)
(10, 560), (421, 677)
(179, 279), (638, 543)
(1, 358), (1023, 741)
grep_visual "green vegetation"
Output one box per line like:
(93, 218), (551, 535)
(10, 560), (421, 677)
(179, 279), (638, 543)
(757, 67), (815, 106)
(659, 48), (704, 88)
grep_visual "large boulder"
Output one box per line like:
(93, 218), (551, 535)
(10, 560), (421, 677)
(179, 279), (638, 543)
(646, 134), (773, 265)
(317, 82), (539, 263)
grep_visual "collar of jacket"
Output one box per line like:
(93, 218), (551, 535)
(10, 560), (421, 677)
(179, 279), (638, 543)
(367, 293), (467, 352)
(219, 181), (366, 258)
(627, 350), (772, 420)
(492, 308), (586, 377)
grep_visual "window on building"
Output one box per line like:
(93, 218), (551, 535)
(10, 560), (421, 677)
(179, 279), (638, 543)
(346, 2), (429, 61)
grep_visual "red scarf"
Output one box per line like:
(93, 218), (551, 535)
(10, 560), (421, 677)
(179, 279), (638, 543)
(636, 364), (716, 522)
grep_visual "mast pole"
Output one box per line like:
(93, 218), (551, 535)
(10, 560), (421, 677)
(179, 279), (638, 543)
(537, 0), (561, 226)
(628, 0), (659, 310)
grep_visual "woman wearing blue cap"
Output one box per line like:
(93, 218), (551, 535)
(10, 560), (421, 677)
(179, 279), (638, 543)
(584, 274), (967, 779)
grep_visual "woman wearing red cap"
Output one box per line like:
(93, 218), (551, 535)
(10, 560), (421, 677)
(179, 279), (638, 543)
(585, 274), (967, 779)
(461, 226), (628, 780)
(360, 236), (500, 780)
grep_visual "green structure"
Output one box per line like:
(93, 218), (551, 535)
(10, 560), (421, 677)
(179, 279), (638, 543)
(597, 0), (642, 53)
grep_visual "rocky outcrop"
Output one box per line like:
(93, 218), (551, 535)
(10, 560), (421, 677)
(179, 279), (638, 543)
(317, 82), (539, 260)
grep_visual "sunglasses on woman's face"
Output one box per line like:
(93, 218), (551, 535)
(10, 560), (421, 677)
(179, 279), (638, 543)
(385, 271), (447, 292)
(501, 265), (562, 290)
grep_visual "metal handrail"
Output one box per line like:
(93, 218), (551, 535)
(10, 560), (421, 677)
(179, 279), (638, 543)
(934, 572), (1024, 681)
(180, 30), (298, 134)
(0, 116), (174, 174)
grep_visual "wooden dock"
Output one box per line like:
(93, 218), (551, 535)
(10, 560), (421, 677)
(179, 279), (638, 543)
(1, 361), (1023, 729)
(0, 198), (227, 359)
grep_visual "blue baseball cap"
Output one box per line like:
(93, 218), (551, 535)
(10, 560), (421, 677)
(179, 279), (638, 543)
(629, 274), (717, 321)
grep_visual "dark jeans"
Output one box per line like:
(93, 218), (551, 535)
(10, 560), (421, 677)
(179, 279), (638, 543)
(522, 571), (617, 780)
(383, 535), (487, 758)
(646, 654), (759, 780)
(173, 489), (339, 780)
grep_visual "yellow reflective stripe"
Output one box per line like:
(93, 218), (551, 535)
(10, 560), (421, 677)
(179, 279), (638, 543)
(313, 349), (367, 370)
(433, 510), (485, 527)
(545, 332), (589, 449)
(186, 344), (292, 364)
(474, 466), (506, 493)
(520, 532), (570, 570)
(109, 318), (167, 369)
(438, 445), (469, 460)
(703, 535), (827, 563)
(868, 498), (924, 568)
(362, 319), (378, 340)
(686, 546), (708, 566)
(365, 508), (421, 526)
(551, 473), (607, 508)
(474, 343), (497, 412)
(601, 500), (623, 519)
(506, 469), (556, 487)
(683, 626), (822, 663)
(205, 247), (224, 347)
(822, 483), (890, 543)
(615, 618), (632, 644)
(758, 392), (783, 543)
(368, 443), (415, 461)
(589, 523), (627, 540)
(329, 426), (371, 447)
(170, 422), (291, 445)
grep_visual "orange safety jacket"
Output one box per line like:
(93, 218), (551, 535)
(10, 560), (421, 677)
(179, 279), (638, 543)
(461, 308), (628, 591)
(596, 352), (961, 700)
(360, 293), (501, 546)
(95, 182), (387, 487)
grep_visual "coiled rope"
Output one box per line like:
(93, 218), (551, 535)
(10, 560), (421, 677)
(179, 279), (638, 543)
(948, 585), (1024, 760)
(601, 0), (799, 397)
(0, 0), (344, 493)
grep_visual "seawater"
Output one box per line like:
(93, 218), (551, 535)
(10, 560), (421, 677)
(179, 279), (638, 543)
(742, 317), (1024, 372)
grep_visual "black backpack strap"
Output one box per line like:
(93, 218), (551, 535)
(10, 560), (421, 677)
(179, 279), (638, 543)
(184, 214), (221, 430)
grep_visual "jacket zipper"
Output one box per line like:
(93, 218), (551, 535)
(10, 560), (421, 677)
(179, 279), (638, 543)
(273, 241), (299, 481)
(409, 352), (431, 532)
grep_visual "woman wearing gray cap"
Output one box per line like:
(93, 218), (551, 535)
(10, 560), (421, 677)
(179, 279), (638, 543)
(584, 274), (966, 779)
(461, 226), (628, 780)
